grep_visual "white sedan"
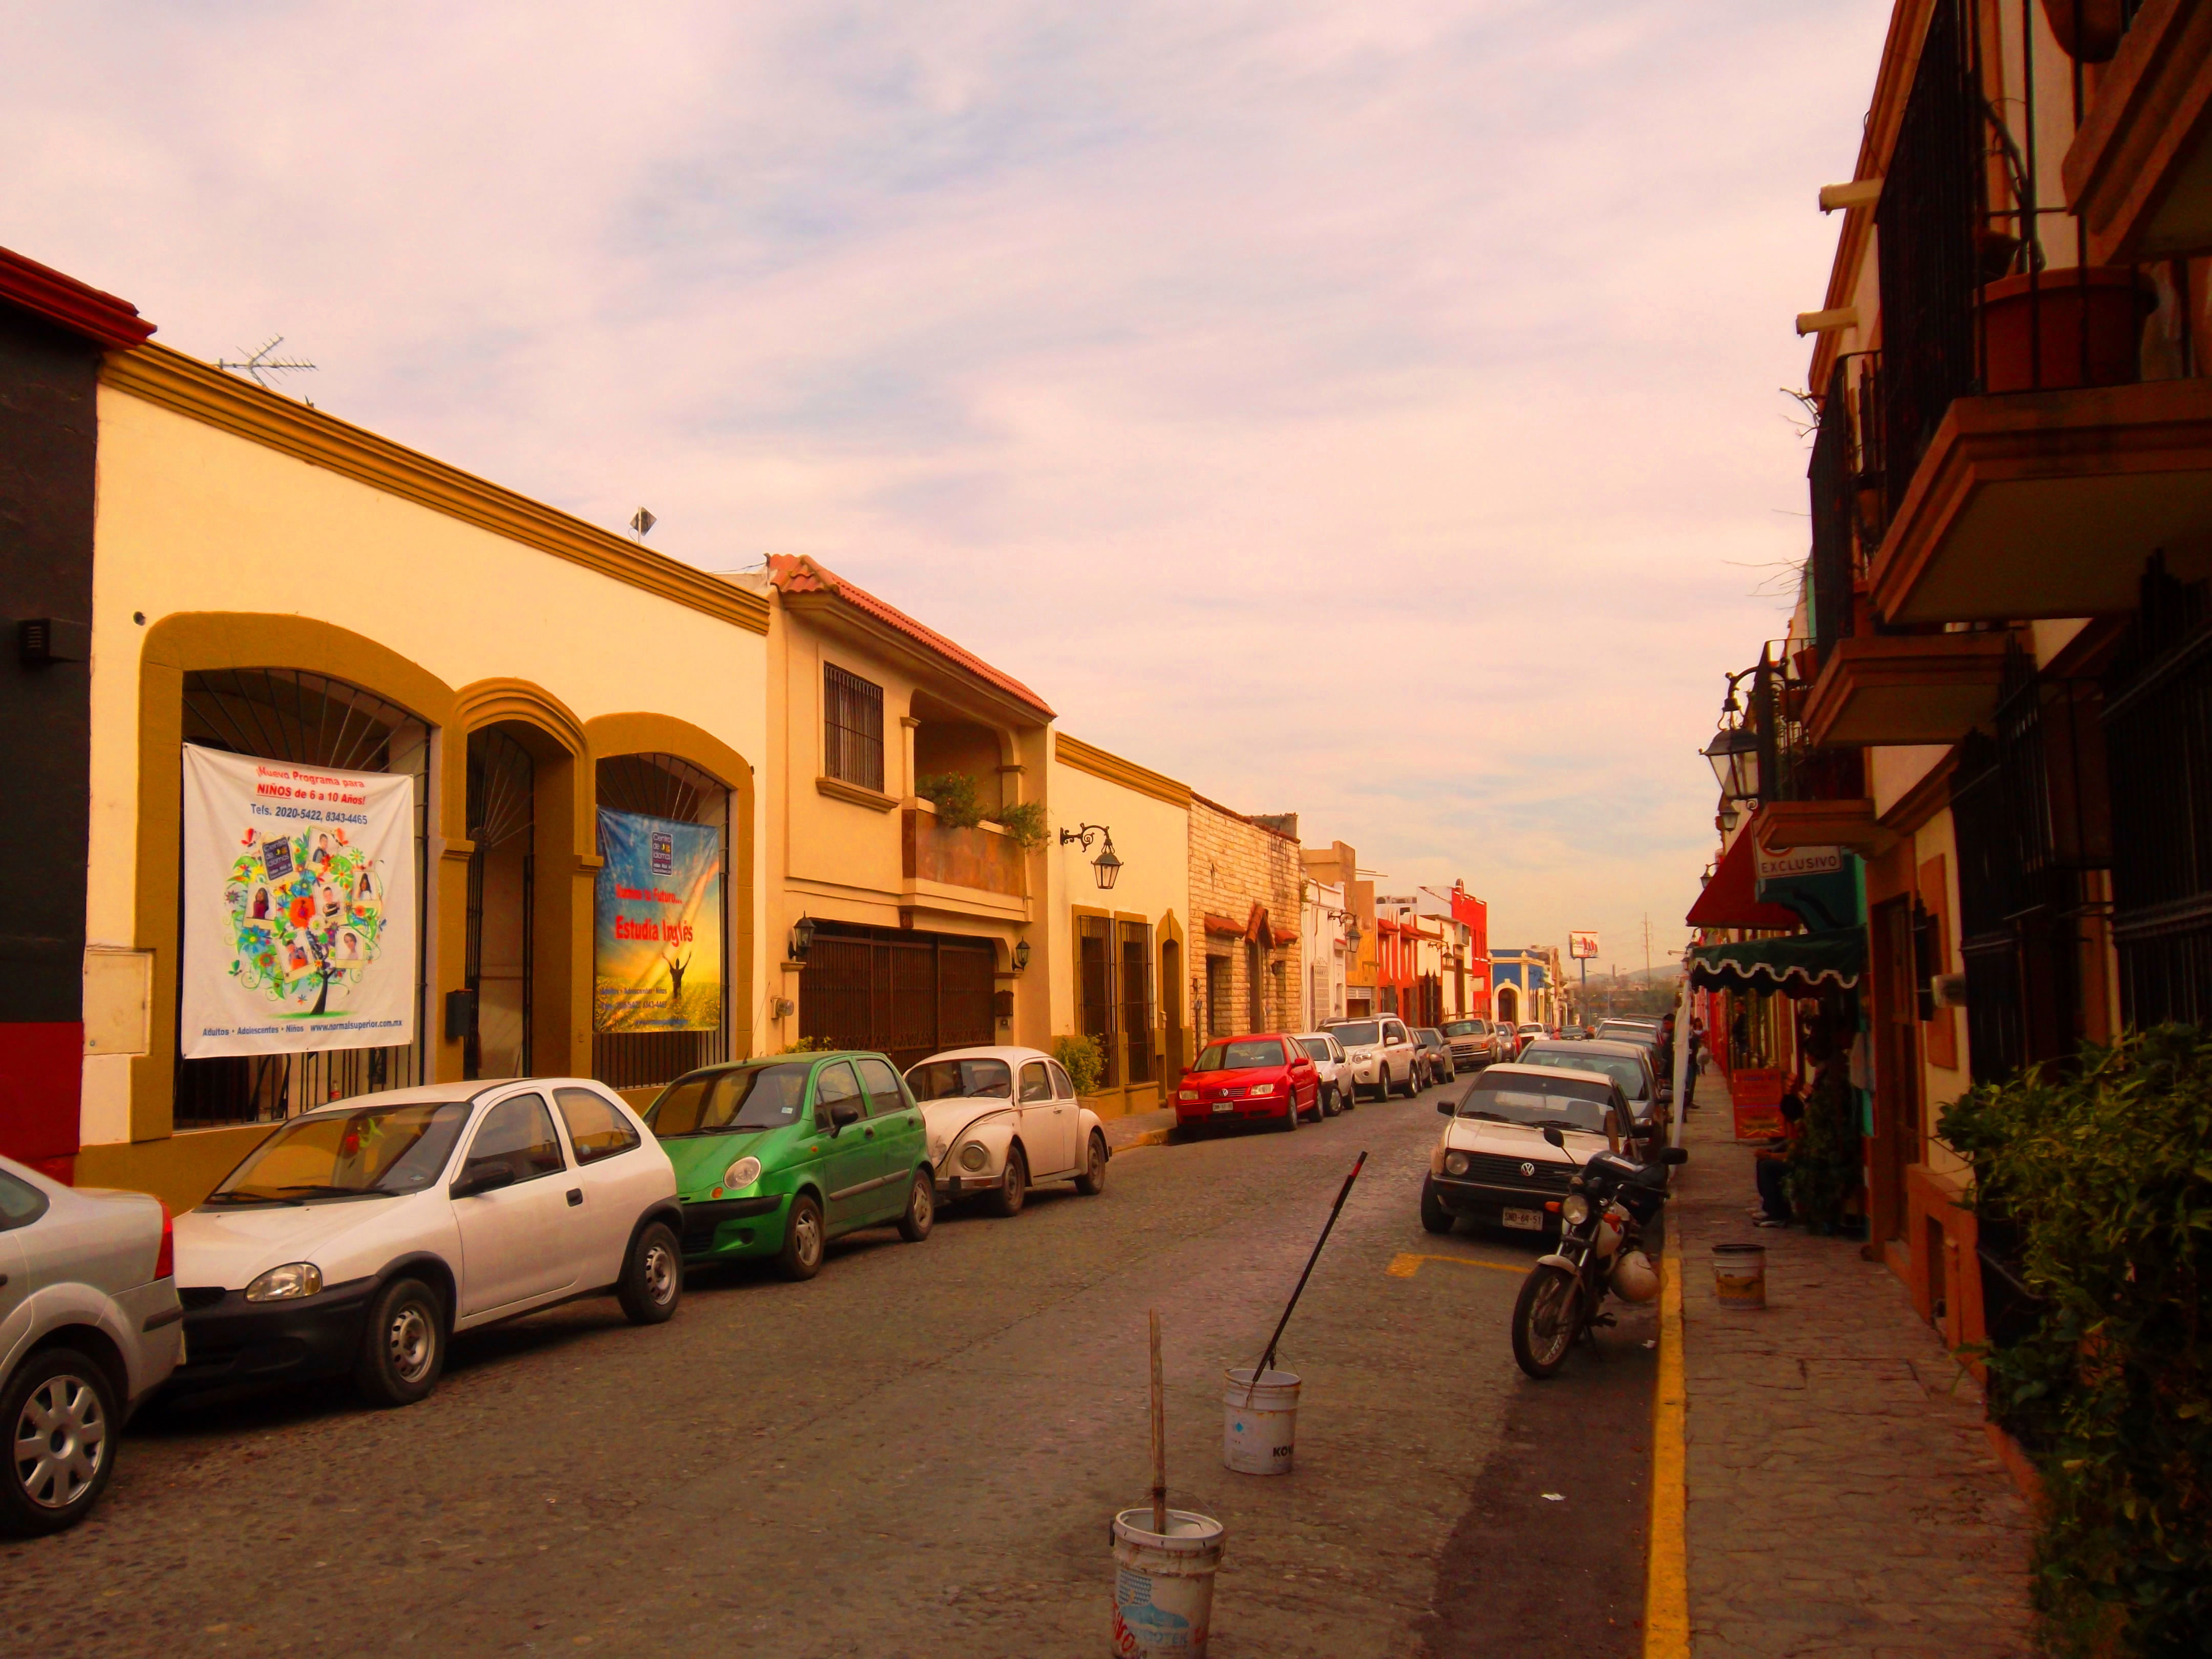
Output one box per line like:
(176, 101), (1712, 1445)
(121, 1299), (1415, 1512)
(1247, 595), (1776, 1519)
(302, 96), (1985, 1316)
(173, 1078), (682, 1408)
(1, 1156), (182, 1536)
(905, 1047), (1110, 1216)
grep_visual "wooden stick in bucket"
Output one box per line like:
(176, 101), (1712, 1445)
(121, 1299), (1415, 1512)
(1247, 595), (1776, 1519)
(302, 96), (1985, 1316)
(1246, 1150), (1368, 1405)
(1149, 1308), (1167, 1535)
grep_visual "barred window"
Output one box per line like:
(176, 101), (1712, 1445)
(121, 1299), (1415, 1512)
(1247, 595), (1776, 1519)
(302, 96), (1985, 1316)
(824, 664), (885, 792)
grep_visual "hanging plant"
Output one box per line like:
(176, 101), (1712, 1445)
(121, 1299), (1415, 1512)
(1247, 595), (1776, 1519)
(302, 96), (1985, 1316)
(917, 772), (986, 830)
(993, 800), (1047, 851)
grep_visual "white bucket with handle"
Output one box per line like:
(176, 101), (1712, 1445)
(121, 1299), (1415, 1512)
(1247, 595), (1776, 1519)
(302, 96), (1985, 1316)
(1112, 1507), (1225, 1657)
(1221, 1366), (1301, 1475)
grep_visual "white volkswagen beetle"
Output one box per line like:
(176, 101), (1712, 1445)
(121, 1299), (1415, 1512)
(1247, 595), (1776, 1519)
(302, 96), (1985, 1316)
(172, 1078), (683, 1408)
(904, 1047), (1109, 1216)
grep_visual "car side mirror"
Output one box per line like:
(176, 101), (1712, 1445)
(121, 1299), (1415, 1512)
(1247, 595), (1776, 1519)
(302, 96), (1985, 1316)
(451, 1162), (516, 1199)
(1662, 1146), (1689, 1166)
(1541, 1126), (1565, 1148)
(824, 1100), (863, 1135)
(1436, 1098), (1453, 1115)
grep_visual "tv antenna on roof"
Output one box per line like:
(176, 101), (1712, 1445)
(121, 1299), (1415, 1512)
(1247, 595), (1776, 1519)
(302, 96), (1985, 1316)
(217, 336), (318, 391)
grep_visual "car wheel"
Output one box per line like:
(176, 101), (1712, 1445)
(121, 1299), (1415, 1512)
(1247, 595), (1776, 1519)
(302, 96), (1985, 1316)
(1074, 1131), (1109, 1196)
(776, 1193), (826, 1281)
(987, 1146), (1028, 1217)
(617, 1220), (683, 1325)
(0, 1348), (118, 1537)
(354, 1277), (446, 1408)
(1277, 1090), (1300, 1132)
(1419, 1178), (1454, 1235)
(897, 1169), (935, 1241)
(1322, 1083), (1343, 1118)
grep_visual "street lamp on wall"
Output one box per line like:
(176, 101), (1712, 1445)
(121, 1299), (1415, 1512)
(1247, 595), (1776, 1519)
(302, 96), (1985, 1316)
(789, 914), (816, 963)
(1059, 823), (1122, 890)
(1012, 939), (1032, 972)
(1704, 725), (1760, 805)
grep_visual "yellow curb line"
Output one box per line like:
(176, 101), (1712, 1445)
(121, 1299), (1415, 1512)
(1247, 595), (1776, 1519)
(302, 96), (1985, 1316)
(1644, 1221), (1689, 1659)
(1384, 1251), (1524, 1278)
(1115, 1129), (1171, 1151)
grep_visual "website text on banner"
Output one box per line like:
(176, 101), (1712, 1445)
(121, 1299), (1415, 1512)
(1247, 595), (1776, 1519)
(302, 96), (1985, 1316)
(180, 743), (417, 1059)
(593, 808), (723, 1035)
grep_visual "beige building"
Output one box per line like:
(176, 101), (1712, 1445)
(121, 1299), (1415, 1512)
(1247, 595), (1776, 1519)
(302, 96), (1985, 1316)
(75, 343), (770, 1210)
(1189, 799), (1305, 1038)
(1047, 735), (1193, 1115)
(745, 556), (1052, 1067)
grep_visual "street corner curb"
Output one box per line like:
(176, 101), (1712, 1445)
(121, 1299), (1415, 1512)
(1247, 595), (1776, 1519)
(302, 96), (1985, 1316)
(1115, 1128), (1172, 1151)
(1645, 1219), (1689, 1659)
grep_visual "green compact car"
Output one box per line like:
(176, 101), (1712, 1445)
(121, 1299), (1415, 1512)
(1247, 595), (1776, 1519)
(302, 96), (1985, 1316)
(645, 1051), (934, 1280)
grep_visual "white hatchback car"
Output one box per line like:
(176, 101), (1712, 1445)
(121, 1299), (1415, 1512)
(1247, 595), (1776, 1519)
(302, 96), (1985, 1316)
(904, 1047), (1109, 1216)
(173, 1078), (682, 1408)
(1290, 1032), (1355, 1116)
(0, 1155), (183, 1536)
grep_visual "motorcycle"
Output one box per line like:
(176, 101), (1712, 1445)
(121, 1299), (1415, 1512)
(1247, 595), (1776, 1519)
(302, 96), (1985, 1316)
(1510, 1128), (1687, 1379)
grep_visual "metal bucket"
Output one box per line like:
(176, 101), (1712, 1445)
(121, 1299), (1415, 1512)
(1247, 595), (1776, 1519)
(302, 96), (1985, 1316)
(1112, 1507), (1225, 1657)
(1221, 1367), (1301, 1475)
(1712, 1242), (1767, 1310)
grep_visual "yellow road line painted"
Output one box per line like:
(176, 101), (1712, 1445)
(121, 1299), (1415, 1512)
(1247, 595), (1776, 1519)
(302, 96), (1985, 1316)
(1645, 1222), (1689, 1659)
(1384, 1251), (1525, 1279)
(1114, 1129), (1172, 1152)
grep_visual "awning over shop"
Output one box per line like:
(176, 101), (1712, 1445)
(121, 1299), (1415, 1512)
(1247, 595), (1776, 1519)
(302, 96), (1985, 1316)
(1685, 828), (1801, 931)
(1688, 929), (1865, 994)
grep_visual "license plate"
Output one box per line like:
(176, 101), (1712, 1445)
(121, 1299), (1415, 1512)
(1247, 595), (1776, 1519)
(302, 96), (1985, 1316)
(1212, 1102), (1235, 1114)
(1501, 1208), (1544, 1231)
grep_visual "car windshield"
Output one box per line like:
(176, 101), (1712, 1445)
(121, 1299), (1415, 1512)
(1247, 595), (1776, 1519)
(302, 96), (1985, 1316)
(648, 1063), (814, 1136)
(1417, 1032), (1443, 1048)
(1193, 1040), (1285, 1071)
(1442, 1021), (1484, 1036)
(208, 1101), (471, 1202)
(905, 1058), (1015, 1101)
(1329, 1021), (1381, 1046)
(1456, 1073), (1613, 1135)
(1519, 1049), (1647, 1098)
(1299, 1038), (1332, 1062)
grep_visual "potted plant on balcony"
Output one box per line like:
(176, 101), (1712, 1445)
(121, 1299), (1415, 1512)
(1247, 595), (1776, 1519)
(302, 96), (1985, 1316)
(1979, 267), (2155, 394)
(2038, 0), (2125, 63)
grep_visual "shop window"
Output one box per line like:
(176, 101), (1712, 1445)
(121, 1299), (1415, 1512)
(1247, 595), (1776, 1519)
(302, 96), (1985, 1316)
(174, 669), (429, 1131)
(824, 664), (885, 792)
(1119, 921), (1153, 1084)
(591, 751), (732, 1092)
(1079, 915), (1119, 1088)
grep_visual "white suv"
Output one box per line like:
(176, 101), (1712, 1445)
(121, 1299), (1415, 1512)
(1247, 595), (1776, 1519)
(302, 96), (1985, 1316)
(1323, 1016), (1419, 1100)
(174, 1078), (682, 1408)
(0, 1154), (183, 1536)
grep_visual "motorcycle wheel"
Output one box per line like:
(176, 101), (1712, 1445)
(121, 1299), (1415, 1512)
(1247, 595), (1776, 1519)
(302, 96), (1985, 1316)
(1511, 1264), (1585, 1380)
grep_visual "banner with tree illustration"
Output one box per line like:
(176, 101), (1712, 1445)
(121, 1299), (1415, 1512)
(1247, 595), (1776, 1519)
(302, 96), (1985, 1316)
(181, 743), (417, 1059)
(593, 808), (722, 1034)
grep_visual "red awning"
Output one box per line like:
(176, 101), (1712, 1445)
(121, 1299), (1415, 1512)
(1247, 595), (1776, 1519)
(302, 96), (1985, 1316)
(1686, 830), (1802, 930)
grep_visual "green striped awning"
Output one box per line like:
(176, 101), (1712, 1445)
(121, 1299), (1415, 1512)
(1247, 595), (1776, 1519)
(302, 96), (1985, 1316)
(1687, 928), (1864, 993)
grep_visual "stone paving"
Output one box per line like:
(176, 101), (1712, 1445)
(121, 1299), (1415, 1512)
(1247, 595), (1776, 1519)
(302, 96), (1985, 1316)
(1674, 1076), (2034, 1658)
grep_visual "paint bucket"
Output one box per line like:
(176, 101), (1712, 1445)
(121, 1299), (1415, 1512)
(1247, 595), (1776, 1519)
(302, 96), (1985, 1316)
(1112, 1507), (1225, 1658)
(1712, 1242), (1767, 1310)
(1221, 1367), (1301, 1475)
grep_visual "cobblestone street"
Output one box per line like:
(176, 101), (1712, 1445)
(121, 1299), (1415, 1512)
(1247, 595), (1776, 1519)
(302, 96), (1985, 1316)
(1673, 1087), (2033, 1658)
(1, 1081), (1655, 1658)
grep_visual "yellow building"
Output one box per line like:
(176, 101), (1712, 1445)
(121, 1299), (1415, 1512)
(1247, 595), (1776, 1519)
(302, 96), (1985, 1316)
(75, 344), (770, 1209)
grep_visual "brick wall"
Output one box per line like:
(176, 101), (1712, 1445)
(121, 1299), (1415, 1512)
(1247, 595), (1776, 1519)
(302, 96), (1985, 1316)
(1189, 796), (1305, 1037)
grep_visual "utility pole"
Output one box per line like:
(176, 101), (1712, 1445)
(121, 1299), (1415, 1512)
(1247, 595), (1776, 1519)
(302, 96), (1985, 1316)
(1643, 913), (1653, 994)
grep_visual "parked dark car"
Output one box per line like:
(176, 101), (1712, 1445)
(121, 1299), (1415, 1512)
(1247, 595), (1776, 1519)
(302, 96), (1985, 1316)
(1413, 1028), (1457, 1087)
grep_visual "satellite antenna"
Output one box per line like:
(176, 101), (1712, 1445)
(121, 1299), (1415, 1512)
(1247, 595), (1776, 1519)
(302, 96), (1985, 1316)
(630, 508), (657, 542)
(216, 336), (318, 391)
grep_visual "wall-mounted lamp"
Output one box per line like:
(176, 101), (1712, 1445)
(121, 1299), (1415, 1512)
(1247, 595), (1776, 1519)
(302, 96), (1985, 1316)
(1059, 823), (1122, 890)
(789, 914), (816, 963)
(1704, 725), (1760, 804)
(771, 996), (795, 1018)
(1012, 939), (1032, 972)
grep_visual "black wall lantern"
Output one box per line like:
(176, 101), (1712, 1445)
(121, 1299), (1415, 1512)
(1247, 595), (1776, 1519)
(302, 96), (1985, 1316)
(1012, 939), (1032, 972)
(789, 914), (817, 963)
(1059, 823), (1122, 890)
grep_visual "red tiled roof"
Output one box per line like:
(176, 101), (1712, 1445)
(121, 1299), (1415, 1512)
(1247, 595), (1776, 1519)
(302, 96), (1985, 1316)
(767, 554), (1053, 719)
(0, 246), (155, 350)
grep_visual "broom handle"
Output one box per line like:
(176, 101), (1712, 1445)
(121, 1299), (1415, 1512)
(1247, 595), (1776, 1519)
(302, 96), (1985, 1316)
(1149, 1308), (1167, 1534)
(1248, 1151), (1367, 1402)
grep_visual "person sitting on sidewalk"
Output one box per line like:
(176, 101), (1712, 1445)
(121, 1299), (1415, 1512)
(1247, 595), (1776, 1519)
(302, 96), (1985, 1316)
(1751, 1088), (1805, 1226)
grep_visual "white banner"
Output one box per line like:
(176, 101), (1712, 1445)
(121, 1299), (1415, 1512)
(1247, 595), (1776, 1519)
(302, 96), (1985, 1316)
(181, 744), (417, 1060)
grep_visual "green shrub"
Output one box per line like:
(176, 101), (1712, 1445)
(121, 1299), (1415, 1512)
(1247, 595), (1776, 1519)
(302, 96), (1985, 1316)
(777, 1035), (832, 1054)
(917, 772), (985, 830)
(1939, 1028), (2212, 1657)
(1052, 1034), (1104, 1096)
(994, 799), (1047, 851)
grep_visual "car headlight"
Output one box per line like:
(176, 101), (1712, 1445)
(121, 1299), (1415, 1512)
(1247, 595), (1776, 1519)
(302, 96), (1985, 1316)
(724, 1156), (762, 1190)
(1561, 1194), (1591, 1226)
(1249, 1082), (1277, 1096)
(1177, 1089), (1199, 1102)
(1443, 1151), (1470, 1177)
(959, 1142), (989, 1172)
(245, 1262), (323, 1303)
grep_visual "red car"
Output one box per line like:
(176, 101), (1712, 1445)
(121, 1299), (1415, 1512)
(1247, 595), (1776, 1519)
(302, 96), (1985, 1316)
(1174, 1032), (1324, 1132)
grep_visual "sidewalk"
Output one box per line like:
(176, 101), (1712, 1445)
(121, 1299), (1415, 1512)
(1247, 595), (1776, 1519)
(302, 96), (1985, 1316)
(1670, 1076), (2034, 1657)
(1101, 1101), (1176, 1150)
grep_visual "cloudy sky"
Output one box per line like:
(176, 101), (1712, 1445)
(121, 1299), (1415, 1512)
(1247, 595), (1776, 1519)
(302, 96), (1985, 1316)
(4, 1), (1889, 964)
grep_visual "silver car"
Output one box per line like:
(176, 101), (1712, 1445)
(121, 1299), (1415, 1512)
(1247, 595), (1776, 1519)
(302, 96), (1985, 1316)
(0, 1155), (183, 1536)
(1292, 1032), (1355, 1116)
